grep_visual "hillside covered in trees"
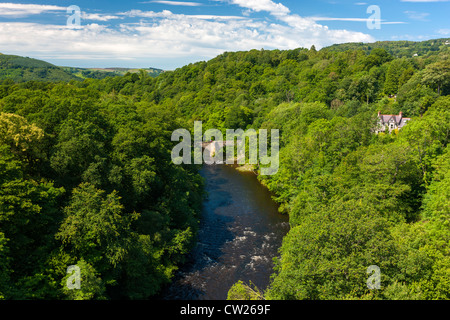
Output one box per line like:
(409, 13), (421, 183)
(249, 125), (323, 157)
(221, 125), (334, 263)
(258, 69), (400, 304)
(0, 38), (449, 300)
(325, 38), (449, 58)
(62, 67), (165, 80)
(0, 53), (164, 82)
(0, 54), (79, 83)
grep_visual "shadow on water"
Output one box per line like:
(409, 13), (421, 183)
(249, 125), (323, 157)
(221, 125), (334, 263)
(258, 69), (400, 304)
(159, 164), (289, 300)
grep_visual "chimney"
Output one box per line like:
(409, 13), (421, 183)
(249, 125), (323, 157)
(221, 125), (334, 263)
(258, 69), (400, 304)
(399, 111), (403, 118)
(378, 111), (381, 117)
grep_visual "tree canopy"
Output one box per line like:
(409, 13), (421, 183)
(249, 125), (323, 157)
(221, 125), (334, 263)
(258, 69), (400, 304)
(0, 38), (449, 300)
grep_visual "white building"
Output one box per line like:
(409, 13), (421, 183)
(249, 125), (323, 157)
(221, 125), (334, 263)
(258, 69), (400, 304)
(375, 111), (411, 134)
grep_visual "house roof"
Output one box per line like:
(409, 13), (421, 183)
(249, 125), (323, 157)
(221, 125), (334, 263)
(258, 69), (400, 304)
(380, 114), (400, 123)
(378, 112), (411, 128)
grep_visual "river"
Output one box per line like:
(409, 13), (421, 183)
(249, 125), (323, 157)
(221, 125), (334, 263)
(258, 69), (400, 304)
(161, 164), (290, 300)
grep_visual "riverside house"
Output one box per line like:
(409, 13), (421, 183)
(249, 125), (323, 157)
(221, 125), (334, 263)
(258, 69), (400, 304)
(375, 111), (411, 134)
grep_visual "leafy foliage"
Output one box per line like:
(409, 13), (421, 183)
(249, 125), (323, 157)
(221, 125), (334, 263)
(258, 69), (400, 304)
(0, 38), (448, 300)
(0, 78), (203, 299)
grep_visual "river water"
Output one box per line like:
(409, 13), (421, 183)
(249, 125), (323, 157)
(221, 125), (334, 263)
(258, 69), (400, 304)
(161, 164), (289, 300)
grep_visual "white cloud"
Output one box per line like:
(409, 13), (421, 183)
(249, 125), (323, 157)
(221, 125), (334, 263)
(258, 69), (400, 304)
(437, 28), (450, 35)
(312, 17), (372, 22)
(82, 13), (122, 21)
(120, 9), (174, 18)
(225, 0), (374, 46)
(0, 3), (66, 17)
(311, 17), (406, 24)
(143, 1), (203, 6)
(120, 9), (245, 20)
(228, 0), (290, 16)
(404, 11), (430, 21)
(0, 1), (375, 69)
(0, 3), (121, 22)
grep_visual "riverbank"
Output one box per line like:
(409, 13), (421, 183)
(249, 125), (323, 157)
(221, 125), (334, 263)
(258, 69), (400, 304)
(234, 163), (257, 174)
(160, 164), (289, 300)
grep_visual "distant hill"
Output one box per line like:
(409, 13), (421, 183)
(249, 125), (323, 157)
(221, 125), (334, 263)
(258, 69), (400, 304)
(0, 53), (165, 82)
(0, 53), (80, 82)
(62, 67), (165, 80)
(323, 38), (450, 58)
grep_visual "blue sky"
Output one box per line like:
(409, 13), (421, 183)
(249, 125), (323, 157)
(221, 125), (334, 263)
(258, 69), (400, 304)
(0, 0), (448, 70)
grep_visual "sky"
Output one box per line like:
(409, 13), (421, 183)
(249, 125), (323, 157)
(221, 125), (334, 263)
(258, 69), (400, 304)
(0, 0), (449, 70)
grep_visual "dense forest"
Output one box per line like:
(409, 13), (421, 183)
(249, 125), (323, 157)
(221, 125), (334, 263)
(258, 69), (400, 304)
(0, 77), (204, 299)
(0, 38), (449, 300)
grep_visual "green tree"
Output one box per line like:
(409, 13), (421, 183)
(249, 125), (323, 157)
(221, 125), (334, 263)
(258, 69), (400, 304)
(0, 144), (64, 298)
(61, 258), (106, 300)
(56, 183), (138, 276)
(224, 105), (253, 129)
(422, 145), (449, 220)
(267, 200), (398, 300)
(0, 232), (11, 299)
(227, 281), (265, 300)
(421, 60), (450, 95)
(0, 112), (45, 165)
(384, 61), (404, 95)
